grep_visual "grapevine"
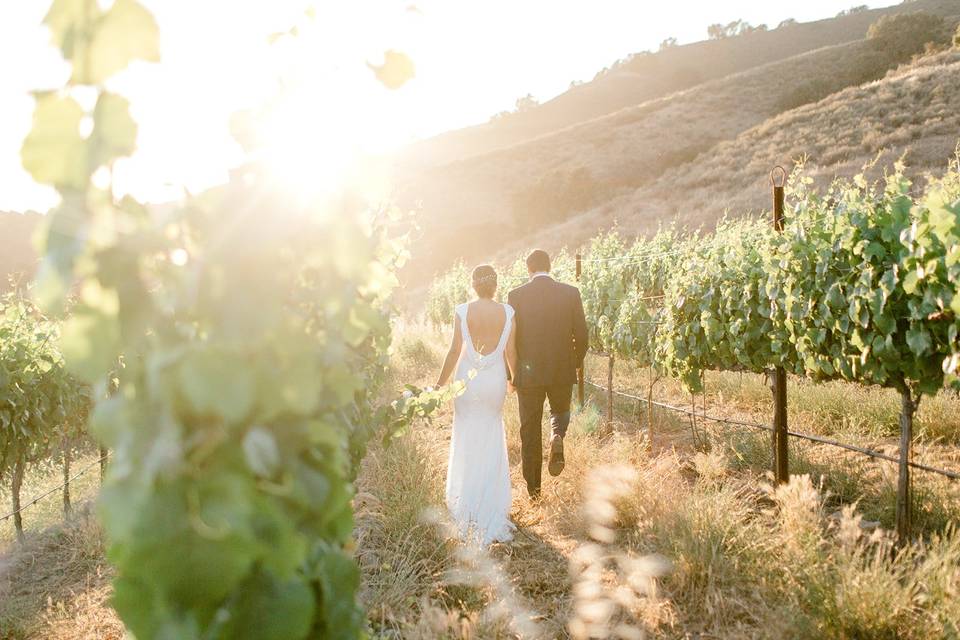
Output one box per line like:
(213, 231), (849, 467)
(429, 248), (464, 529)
(22, 1), (446, 637)
(0, 288), (88, 539)
(427, 157), (960, 395)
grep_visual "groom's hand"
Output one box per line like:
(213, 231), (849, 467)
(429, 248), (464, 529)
(508, 381), (516, 394)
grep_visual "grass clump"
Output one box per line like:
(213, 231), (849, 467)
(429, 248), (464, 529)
(611, 453), (960, 639)
(766, 476), (960, 639)
(0, 511), (120, 640)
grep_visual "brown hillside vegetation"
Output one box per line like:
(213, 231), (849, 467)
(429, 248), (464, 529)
(534, 49), (960, 254)
(400, 0), (960, 169)
(399, 12), (958, 284)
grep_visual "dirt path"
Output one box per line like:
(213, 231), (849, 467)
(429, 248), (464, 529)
(396, 388), (684, 639)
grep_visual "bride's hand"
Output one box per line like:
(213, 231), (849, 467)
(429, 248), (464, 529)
(507, 381), (516, 394)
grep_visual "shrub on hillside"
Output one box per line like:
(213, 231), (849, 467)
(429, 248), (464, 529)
(777, 16), (949, 113)
(777, 12), (949, 111)
(707, 19), (768, 40)
(867, 12), (949, 59)
(511, 167), (598, 231)
(775, 49), (893, 112)
(836, 5), (869, 18)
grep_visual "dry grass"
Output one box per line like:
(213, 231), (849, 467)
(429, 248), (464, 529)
(590, 353), (960, 532)
(0, 455), (117, 640)
(358, 326), (960, 638)
(0, 511), (121, 640)
(1, 453), (103, 551)
(2, 327), (958, 638)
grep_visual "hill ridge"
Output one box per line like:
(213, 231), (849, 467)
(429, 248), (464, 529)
(400, 0), (959, 170)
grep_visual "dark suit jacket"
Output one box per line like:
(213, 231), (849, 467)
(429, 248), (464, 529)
(507, 275), (588, 388)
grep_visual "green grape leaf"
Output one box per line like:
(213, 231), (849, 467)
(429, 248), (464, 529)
(31, 261), (71, 317)
(91, 92), (138, 166)
(88, 0), (160, 83)
(926, 193), (959, 239)
(906, 328), (932, 356)
(44, 0), (101, 59)
(59, 308), (121, 382)
(20, 94), (89, 190)
(313, 546), (363, 639)
(819, 359), (835, 376)
(178, 351), (256, 424)
(222, 571), (315, 640)
(110, 576), (165, 640)
(903, 270), (920, 294)
(251, 502), (308, 579)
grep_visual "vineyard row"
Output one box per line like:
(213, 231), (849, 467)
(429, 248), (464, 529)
(427, 155), (960, 540)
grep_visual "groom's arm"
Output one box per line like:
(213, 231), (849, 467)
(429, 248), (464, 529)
(571, 288), (588, 366)
(506, 290), (517, 384)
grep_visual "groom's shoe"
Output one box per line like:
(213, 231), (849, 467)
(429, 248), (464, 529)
(548, 435), (565, 477)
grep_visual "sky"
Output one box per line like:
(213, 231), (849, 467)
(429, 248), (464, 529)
(0, 0), (894, 213)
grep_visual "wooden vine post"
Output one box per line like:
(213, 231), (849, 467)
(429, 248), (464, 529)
(771, 167), (790, 485)
(606, 353), (615, 428)
(575, 252), (585, 406)
(896, 385), (918, 542)
(646, 368), (657, 449)
(11, 458), (25, 543)
(63, 442), (72, 519)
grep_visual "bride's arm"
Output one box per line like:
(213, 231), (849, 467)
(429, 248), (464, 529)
(505, 317), (518, 389)
(435, 313), (463, 387)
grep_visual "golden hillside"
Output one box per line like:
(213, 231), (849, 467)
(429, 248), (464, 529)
(401, 0), (959, 169)
(398, 8), (959, 284)
(531, 49), (960, 256)
(0, 211), (42, 293)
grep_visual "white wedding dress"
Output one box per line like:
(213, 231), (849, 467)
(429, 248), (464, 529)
(445, 302), (515, 545)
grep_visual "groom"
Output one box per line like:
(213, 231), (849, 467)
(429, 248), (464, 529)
(507, 249), (588, 498)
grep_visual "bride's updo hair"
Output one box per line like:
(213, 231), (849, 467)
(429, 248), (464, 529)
(472, 264), (498, 299)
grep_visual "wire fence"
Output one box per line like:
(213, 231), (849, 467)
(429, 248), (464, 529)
(1, 454), (108, 527)
(576, 248), (685, 265)
(582, 372), (960, 481)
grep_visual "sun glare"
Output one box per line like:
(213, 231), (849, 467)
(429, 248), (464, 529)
(259, 96), (361, 202)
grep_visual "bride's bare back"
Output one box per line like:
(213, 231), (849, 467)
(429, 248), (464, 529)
(435, 265), (517, 389)
(465, 299), (508, 355)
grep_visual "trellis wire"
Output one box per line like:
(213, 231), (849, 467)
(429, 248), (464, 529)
(1, 454), (108, 524)
(582, 378), (960, 481)
(577, 248), (685, 264)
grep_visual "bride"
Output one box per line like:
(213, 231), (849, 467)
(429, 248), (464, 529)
(434, 264), (517, 544)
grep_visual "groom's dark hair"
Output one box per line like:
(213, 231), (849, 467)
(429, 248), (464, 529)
(526, 249), (551, 273)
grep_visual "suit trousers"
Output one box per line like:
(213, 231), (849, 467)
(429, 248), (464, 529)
(517, 384), (572, 496)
